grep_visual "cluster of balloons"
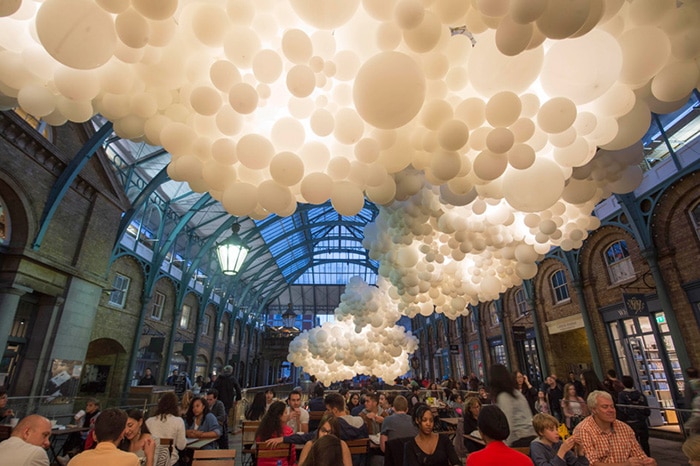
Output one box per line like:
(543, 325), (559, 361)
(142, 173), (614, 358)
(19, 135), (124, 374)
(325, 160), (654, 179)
(287, 277), (418, 384)
(1, 0), (698, 220)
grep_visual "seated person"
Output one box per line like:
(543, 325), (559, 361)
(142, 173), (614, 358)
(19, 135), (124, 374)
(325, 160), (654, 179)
(300, 434), (347, 466)
(0, 414), (51, 466)
(69, 408), (154, 466)
(574, 391), (656, 466)
(530, 413), (588, 466)
(379, 395), (418, 452)
(466, 405), (533, 466)
(404, 404), (460, 466)
(463, 396), (485, 454)
(256, 401), (296, 466)
(267, 393), (368, 446)
(184, 397), (221, 448)
(298, 414), (351, 466)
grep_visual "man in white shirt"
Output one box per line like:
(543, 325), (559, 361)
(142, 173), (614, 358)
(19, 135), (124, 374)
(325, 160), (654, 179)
(0, 414), (52, 466)
(286, 389), (309, 434)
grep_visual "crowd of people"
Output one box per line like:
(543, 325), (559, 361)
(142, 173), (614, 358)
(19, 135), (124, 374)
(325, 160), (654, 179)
(3, 364), (700, 466)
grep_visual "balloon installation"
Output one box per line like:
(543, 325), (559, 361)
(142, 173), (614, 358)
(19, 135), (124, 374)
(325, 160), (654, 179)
(287, 276), (418, 385)
(1, 0), (699, 380)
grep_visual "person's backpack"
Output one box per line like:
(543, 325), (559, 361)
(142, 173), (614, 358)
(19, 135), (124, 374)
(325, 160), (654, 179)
(619, 391), (650, 423)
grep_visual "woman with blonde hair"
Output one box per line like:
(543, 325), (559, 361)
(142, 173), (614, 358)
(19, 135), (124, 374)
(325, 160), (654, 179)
(561, 383), (589, 430)
(180, 390), (194, 417)
(463, 396), (484, 453)
(682, 435), (700, 465)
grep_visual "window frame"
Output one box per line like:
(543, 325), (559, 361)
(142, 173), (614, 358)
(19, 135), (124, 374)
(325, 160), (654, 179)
(690, 201), (700, 241)
(488, 302), (499, 328)
(550, 269), (570, 304)
(180, 304), (191, 329)
(108, 273), (130, 308)
(202, 314), (211, 336)
(605, 240), (635, 285)
(150, 291), (166, 321)
(515, 288), (528, 317)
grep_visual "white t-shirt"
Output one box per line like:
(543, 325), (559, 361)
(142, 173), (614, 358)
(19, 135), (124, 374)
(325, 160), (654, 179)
(286, 407), (310, 433)
(0, 436), (50, 466)
(145, 414), (187, 466)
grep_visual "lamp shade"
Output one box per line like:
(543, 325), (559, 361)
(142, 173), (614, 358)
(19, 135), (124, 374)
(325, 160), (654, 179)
(216, 224), (249, 275)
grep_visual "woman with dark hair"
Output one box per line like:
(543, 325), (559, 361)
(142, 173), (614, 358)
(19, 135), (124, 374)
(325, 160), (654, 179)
(347, 393), (360, 414)
(145, 392), (187, 466)
(119, 409), (162, 466)
(403, 404), (460, 466)
(490, 364), (536, 447)
(301, 434), (345, 466)
(256, 401), (296, 466)
(513, 370), (538, 415)
(580, 370), (606, 400)
(185, 397), (221, 446)
(298, 413), (351, 466)
(246, 392), (267, 421)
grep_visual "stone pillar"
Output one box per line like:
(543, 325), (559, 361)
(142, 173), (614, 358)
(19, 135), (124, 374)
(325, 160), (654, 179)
(49, 277), (101, 362)
(0, 284), (32, 365)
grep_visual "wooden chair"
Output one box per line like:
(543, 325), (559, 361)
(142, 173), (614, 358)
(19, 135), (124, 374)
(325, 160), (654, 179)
(193, 449), (237, 466)
(308, 410), (324, 432)
(240, 421), (260, 466)
(345, 437), (369, 455)
(255, 442), (292, 466)
(512, 446), (530, 456)
(155, 438), (173, 466)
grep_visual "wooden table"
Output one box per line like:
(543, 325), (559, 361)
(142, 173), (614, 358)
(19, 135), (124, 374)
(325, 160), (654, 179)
(463, 433), (485, 446)
(49, 426), (89, 463)
(186, 437), (218, 449)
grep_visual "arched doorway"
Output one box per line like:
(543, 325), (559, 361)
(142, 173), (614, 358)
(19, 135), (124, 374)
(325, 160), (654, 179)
(82, 338), (127, 401)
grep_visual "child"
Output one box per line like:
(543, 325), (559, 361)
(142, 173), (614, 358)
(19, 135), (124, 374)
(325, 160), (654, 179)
(535, 390), (550, 414)
(530, 413), (589, 466)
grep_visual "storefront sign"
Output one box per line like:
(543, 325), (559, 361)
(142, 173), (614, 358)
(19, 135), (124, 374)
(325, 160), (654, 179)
(449, 344), (460, 354)
(545, 314), (584, 335)
(513, 326), (526, 341)
(623, 293), (650, 316)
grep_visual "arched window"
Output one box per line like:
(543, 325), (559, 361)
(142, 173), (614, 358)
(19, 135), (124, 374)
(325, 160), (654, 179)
(605, 240), (635, 284)
(0, 197), (8, 245)
(690, 201), (700, 240)
(488, 302), (499, 327)
(515, 288), (528, 317)
(550, 270), (570, 303)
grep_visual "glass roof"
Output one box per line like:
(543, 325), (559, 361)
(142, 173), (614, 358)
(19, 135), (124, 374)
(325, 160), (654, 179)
(100, 115), (379, 315)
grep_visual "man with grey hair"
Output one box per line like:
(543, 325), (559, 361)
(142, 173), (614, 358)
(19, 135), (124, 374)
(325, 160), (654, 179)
(574, 390), (656, 466)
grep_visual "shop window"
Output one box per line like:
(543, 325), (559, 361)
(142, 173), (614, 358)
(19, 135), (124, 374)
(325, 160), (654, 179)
(690, 202), (700, 240)
(550, 270), (570, 303)
(108, 273), (130, 308)
(150, 291), (165, 320)
(515, 288), (528, 317)
(488, 302), (499, 327)
(202, 314), (211, 335)
(180, 304), (191, 329)
(605, 240), (635, 284)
